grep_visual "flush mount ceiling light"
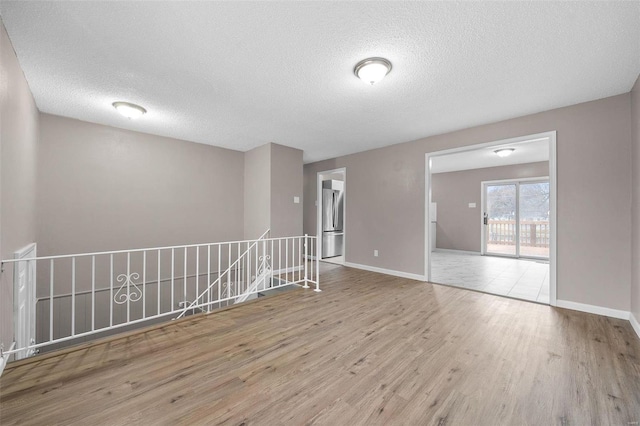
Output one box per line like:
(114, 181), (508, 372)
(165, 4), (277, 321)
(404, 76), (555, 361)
(112, 101), (147, 119)
(354, 57), (392, 85)
(494, 148), (515, 158)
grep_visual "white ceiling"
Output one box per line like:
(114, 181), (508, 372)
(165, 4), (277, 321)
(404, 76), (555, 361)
(431, 137), (549, 174)
(1, 2), (639, 163)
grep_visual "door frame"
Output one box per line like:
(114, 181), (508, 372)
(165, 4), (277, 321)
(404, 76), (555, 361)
(316, 167), (346, 264)
(480, 176), (550, 259)
(13, 242), (37, 360)
(425, 131), (557, 306)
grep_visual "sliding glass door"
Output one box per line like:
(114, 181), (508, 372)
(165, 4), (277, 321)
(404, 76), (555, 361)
(483, 179), (549, 259)
(519, 182), (550, 258)
(484, 184), (517, 256)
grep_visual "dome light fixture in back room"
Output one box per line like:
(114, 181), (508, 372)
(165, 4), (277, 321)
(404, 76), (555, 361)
(354, 57), (392, 85)
(494, 148), (515, 158)
(112, 101), (147, 119)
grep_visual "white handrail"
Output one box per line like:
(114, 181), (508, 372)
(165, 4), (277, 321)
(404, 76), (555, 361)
(0, 229), (273, 264)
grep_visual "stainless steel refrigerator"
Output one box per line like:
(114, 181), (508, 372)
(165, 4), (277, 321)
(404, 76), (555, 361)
(322, 180), (344, 258)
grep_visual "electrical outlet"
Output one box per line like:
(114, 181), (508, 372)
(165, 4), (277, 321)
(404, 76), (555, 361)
(469, 202), (476, 208)
(374, 250), (379, 257)
(293, 196), (300, 204)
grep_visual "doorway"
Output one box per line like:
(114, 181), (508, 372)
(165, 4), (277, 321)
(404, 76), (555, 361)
(316, 168), (346, 265)
(425, 131), (557, 306)
(14, 243), (37, 360)
(482, 178), (550, 259)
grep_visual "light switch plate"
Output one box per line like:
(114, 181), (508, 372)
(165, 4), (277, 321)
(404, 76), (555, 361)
(294, 196), (300, 204)
(469, 203), (476, 208)
(374, 250), (379, 257)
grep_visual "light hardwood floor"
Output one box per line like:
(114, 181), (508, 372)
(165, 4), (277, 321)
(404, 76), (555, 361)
(1, 263), (639, 425)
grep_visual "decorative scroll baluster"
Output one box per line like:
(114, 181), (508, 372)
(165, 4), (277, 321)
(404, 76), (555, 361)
(114, 272), (143, 304)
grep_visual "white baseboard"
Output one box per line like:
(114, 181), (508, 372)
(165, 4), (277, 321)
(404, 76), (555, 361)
(344, 262), (426, 281)
(0, 342), (16, 377)
(433, 248), (481, 255)
(556, 299), (630, 320)
(273, 265), (303, 275)
(630, 312), (640, 340)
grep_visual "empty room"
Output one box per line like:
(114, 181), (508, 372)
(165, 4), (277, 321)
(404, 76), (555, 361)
(1, 1), (640, 425)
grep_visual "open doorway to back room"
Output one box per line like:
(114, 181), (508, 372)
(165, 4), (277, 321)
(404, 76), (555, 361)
(426, 133), (556, 305)
(317, 168), (346, 265)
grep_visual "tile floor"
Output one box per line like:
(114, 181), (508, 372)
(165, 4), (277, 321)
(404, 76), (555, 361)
(431, 250), (549, 304)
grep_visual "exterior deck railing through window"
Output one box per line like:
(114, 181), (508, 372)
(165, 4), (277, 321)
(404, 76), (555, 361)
(487, 220), (550, 247)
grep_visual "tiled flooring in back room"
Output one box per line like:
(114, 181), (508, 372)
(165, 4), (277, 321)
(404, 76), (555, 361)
(431, 251), (549, 304)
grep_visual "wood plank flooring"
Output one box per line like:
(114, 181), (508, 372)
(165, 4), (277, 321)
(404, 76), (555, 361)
(1, 263), (639, 425)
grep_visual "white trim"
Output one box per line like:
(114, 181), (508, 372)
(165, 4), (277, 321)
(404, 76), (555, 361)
(0, 342), (16, 377)
(344, 261), (426, 281)
(316, 167), (346, 265)
(630, 312), (640, 340)
(272, 265), (303, 275)
(321, 257), (344, 266)
(480, 181), (486, 254)
(425, 154), (433, 281)
(14, 243), (37, 361)
(548, 133), (557, 306)
(425, 131), (557, 306)
(481, 176), (550, 186)
(555, 299), (630, 320)
(425, 131), (555, 158)
(433, 248), (481, 256)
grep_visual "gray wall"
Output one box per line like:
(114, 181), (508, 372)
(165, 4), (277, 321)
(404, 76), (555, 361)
(245, 142), (303, 239)
(37, 114), (245, 255)
(632, 74), (640, 324)
(244, 144), (271, 239)
(270, 143), (303, 238)
(0, 19), (39, 351)
(432, 162), (549, 252)
(304, 93), (632, 312)
(36, 115), (247, 346)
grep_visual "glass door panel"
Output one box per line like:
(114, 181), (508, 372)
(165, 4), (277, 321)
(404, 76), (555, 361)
(485, 184), (517, 256)
(519, 182), (550, 258)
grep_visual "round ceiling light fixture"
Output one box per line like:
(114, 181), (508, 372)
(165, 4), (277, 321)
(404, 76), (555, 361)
(112, 101), (147, 119)
(354, 57), (392, 85)
(494, 148), (515, 158)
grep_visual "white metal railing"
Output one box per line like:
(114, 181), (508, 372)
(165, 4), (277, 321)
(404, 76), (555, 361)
(1, 232), (319, 359)
(177, 234), (320, 318)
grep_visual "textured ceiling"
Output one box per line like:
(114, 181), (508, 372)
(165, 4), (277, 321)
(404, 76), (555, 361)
(1, 1), (639, 163)
(431, 138), (549, 174)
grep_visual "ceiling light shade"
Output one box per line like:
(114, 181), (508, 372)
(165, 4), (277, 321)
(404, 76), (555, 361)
(494, 148), (515, 158)
(354, 57), (392, 85)
(112, 101), (147, 119)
